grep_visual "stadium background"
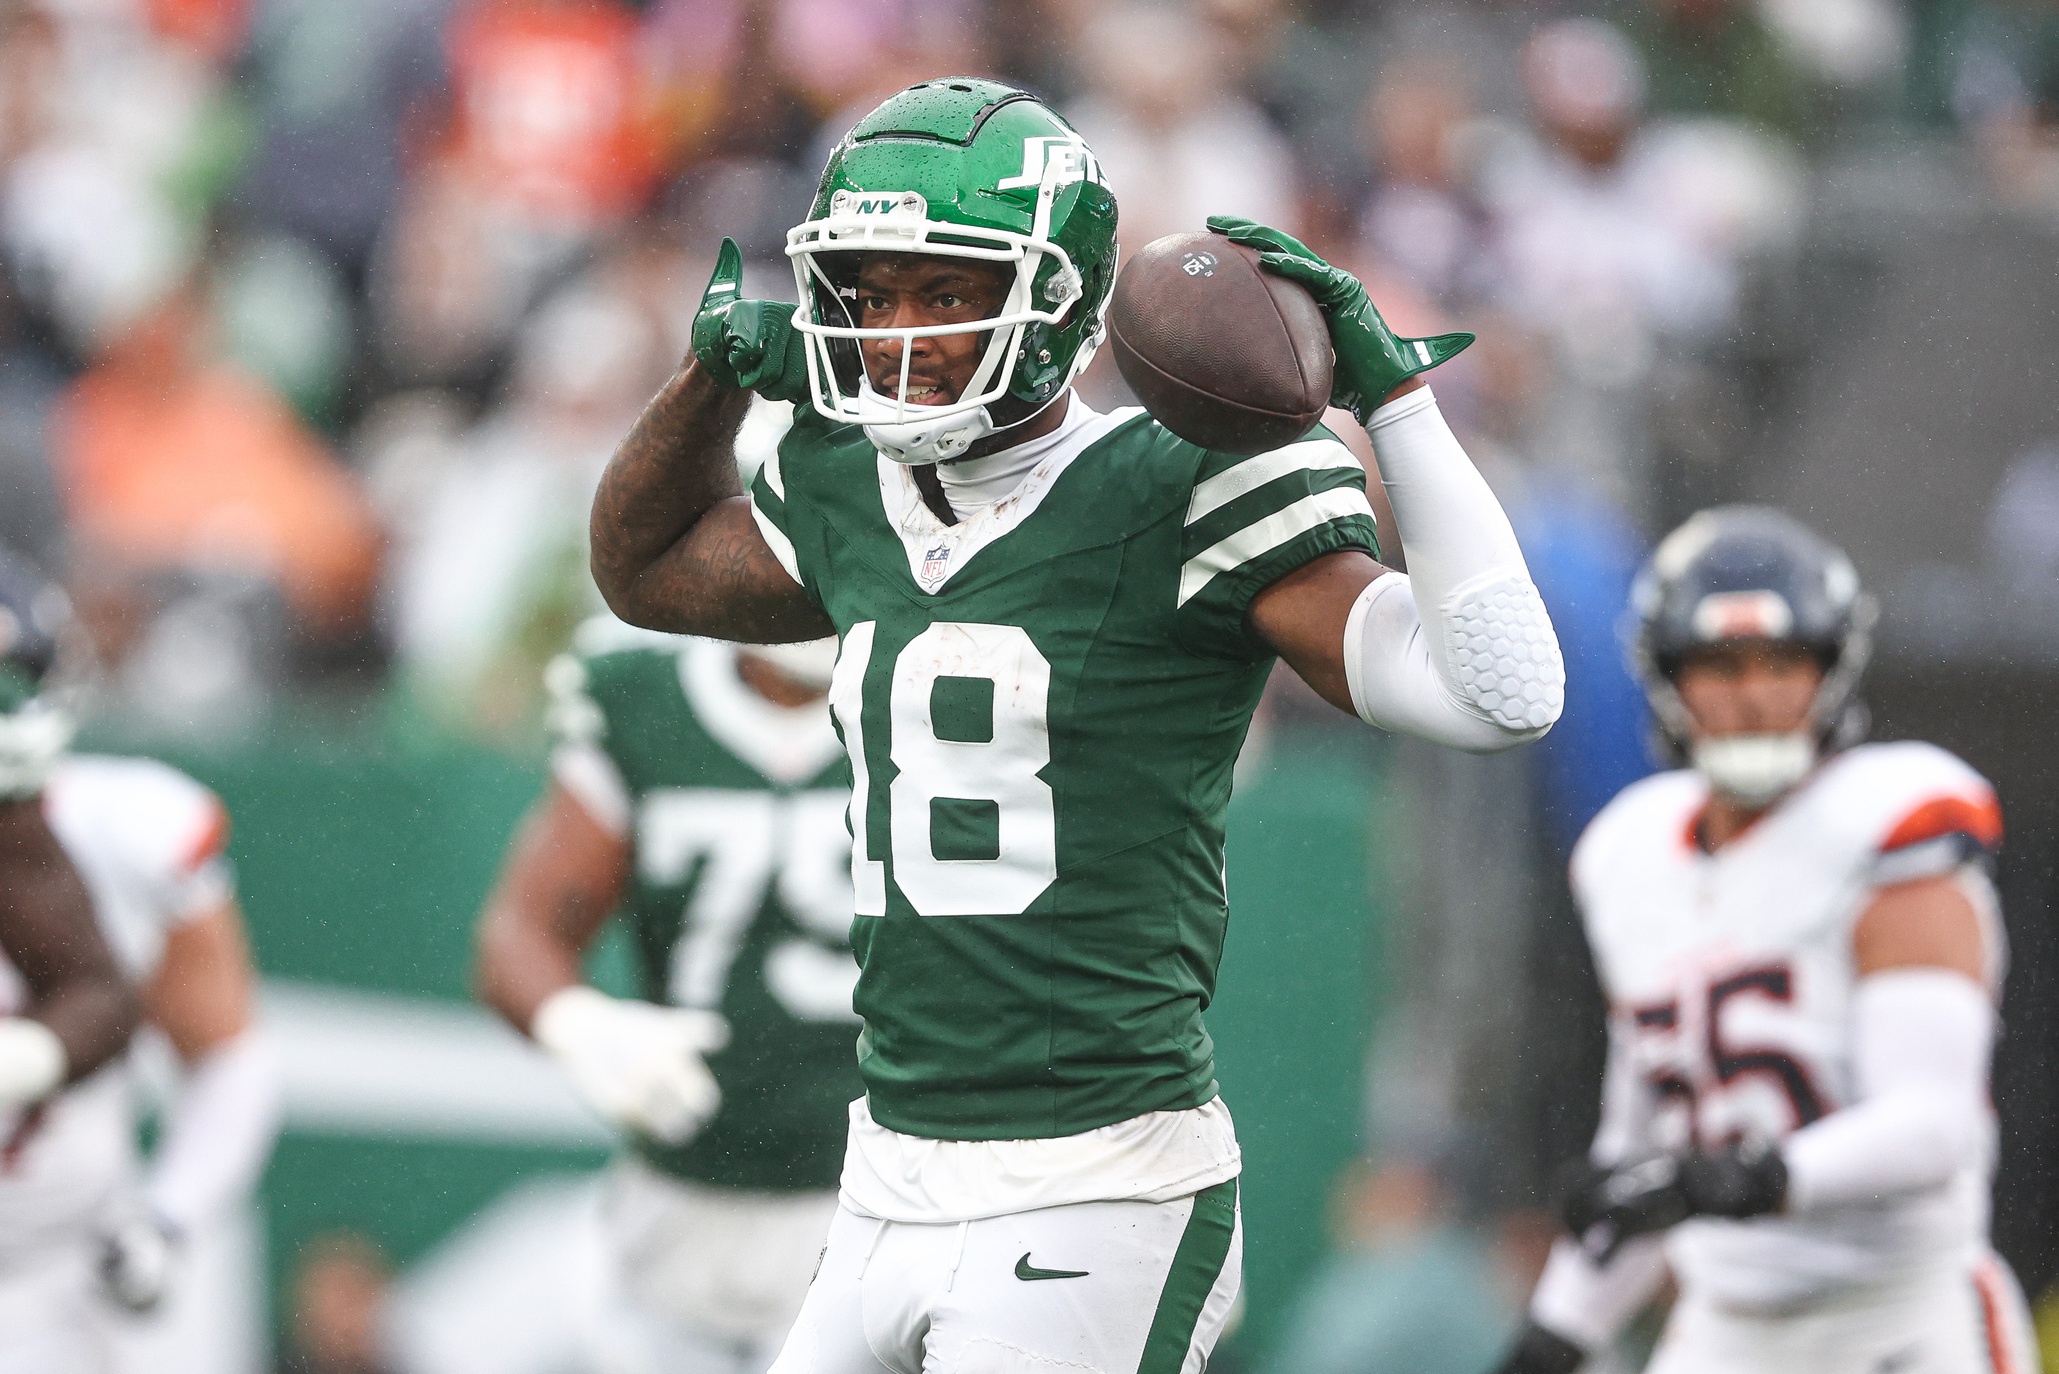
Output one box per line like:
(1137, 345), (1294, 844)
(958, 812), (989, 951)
(6, 0), (2058, 1368)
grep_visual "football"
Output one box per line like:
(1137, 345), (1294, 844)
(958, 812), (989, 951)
(1106, 231), (1333, 455)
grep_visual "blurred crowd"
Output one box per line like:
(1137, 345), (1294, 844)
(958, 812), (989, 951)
(5, 0), (2057, 744)
(11, 2), (2059, 1369)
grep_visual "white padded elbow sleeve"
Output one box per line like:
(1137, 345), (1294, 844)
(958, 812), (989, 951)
(1351, 387), (1563, 748)
(1343, 570), (1561, 750)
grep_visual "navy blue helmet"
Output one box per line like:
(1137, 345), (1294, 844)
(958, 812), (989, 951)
(1629, 507), (1875, 764)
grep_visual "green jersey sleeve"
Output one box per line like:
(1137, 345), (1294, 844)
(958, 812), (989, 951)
(541, 620), (672, 830)
(1171, 424), (1381, 660)
(749, 413), (841, 609)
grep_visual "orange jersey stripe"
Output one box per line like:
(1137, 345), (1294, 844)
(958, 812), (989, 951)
(178, 796), (232, 873)
(1973, 1257), (2015, 1374)
(1881, 792), (2003, 854)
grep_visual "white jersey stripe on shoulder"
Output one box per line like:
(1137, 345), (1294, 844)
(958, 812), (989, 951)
(761, 442), (786, 501)
(551, 743), (632, 838)
(750, 497), (804, 587)
(1177, 487), (1373, 606)
(1185, 439), (1360, 528)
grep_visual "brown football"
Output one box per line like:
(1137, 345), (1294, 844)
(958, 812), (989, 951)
(1106, 231), (1333, 455)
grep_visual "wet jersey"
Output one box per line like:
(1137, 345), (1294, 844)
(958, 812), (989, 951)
(549, 622), (863, 1191)
(749, 399), (1380, 1141)
(1571, 741), (2005, 1308)
(0, 756), (232, 1265)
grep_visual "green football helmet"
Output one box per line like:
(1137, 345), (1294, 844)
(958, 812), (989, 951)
(786, 78), (1119, 464)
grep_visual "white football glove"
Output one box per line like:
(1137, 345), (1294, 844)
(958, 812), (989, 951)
(0, 1017), (65, 1108)
(532, 987), (728, 1146)
(98, 1208), (181, 1313)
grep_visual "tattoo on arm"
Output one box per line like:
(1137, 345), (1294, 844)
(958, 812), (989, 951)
(590, 364), (833, 642)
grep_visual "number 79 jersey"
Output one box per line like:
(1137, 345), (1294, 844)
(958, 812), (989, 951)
(1570, 741), (2007, 1306)
(550, 623), (864, 1191)
(751, 401), (1380, 1142)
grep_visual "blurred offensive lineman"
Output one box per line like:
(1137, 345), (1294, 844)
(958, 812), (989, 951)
(0, 550), (281, 1374)
(588, 78), (1565, 1372)
(1498, 508), (2040, 1374)
(476, 619), (862, 1373)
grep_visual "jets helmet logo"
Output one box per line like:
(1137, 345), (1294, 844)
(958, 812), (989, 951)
(995, 135), (1101, 191)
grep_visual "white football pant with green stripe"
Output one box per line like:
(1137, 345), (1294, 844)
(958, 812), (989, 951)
(768, 1181), (1241, 1374)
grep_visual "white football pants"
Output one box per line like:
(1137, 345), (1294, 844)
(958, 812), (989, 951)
(594, 1160), (841, 1374)
(768, 1180), (1241, 1374)
(1648, 1252), (2041, 1374)
(0, 1241), (116, 1374)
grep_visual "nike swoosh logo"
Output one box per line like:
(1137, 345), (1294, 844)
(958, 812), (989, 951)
(1015, 1252), (1089, 1281)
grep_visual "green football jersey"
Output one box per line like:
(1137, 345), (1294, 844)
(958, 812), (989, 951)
(550, 622), (863, 1190)
(749, 400), (1379, 1141)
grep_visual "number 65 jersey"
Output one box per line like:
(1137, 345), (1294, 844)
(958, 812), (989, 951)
(751, 399), (1380, 1144)
(1570, 740), (2007, 1309)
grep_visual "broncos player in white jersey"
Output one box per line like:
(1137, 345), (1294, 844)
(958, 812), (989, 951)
(0, 550), (281, 1374)
(0, 554), (141, 1374)
(1498, 508), (2039, 1374)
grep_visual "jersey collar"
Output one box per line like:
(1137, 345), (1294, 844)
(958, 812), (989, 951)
(877, 395), (1137, 596)
(678, 640), (843, 786)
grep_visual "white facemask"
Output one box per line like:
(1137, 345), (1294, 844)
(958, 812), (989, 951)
(1691, 732), (1817, 809)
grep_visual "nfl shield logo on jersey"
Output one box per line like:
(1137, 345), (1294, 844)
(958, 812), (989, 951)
(919, 545), (951, 591)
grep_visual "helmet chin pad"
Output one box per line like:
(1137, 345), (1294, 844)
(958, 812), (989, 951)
(857, 388), (997, 464)
(1692, 732), (1817, 808)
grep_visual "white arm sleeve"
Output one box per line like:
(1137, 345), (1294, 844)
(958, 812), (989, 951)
(1530, 1236), (1670, 1351)
(1780, 968), (1994, 1212)
(1343, 387), (1564, 751)
(143, 1026), (283, 1233)
(1529, 1019), (1665, 1347)
(1590, 1018), (1657, 1166)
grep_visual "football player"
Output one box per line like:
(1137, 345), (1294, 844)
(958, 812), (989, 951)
(1498, 508), (2039, 1374)
(587, 79), (1565, 1373)
(475, 619), (860, 1373)
(1, 549), (281, 1374)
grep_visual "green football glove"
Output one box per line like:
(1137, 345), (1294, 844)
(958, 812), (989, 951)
(1207, 215), (1473, 426)
(689, 238), (809, 402)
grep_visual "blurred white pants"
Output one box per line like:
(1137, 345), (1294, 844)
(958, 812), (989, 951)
(112, 1206), (268, 1374)
(592, 1159), (838, 1374)
(1649, 1251), (2040, 1374)
(0, 1241), (115, 1374)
